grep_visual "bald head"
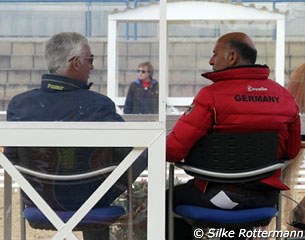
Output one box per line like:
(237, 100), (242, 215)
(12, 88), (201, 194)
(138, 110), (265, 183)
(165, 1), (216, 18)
(219, 32), (256, 51)
(209, 32), (257, 71)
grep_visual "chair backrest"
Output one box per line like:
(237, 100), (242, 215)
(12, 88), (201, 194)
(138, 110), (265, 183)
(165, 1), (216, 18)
(9, 147), (127, 211)
(184, 132), (279, 174)
(15, 147), (116, 176)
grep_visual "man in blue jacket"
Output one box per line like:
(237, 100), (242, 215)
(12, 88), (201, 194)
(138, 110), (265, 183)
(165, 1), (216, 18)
(5, 32), (147, 240)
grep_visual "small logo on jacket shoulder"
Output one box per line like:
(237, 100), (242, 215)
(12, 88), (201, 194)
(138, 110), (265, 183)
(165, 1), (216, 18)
(247, 85), (268, 92)
(47, 83), (64, 91)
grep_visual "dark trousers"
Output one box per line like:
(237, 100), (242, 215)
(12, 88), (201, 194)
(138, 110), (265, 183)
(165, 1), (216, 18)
(166, 179), (279, 240)
(83, 228), (109, 240)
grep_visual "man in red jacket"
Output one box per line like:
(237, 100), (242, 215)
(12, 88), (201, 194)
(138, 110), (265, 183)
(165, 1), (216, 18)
(166, 32), (301, 240)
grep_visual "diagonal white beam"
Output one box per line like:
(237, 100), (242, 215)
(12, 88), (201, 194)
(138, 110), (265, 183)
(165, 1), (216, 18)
(0, 153), (78, 239)
(53, 148), (144, 239)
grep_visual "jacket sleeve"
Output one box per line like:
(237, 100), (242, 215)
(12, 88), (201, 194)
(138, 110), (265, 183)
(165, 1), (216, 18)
(6, 96), (19, 121)
(123, 83), (134, 114)
(283, 112), (301, 159)
(166, 88), (214, 162)
(94, 96), (124, 122)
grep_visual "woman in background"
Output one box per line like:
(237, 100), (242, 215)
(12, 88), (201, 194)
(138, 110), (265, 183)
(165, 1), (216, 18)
(124, 61), (159, 114)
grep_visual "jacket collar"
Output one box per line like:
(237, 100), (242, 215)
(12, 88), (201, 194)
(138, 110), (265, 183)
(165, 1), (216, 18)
(134, 78), (158, 85)
(41, 74), (93, 91)
(201, 65), (270, 83)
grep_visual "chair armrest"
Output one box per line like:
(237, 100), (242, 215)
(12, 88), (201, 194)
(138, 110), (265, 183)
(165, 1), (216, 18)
(14, 165), (117, 181)
(175, 162), (285, 179)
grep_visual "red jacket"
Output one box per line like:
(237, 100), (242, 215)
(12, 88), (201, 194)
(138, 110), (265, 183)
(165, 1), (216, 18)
(166, 65), (301, 190)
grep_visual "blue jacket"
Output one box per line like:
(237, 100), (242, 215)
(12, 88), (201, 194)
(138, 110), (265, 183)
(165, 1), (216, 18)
(7, 74), (123, 122)
(5, 74), (147, 211)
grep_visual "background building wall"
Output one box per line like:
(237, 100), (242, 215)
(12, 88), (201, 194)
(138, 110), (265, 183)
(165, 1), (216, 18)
(0, 38), (304, 111)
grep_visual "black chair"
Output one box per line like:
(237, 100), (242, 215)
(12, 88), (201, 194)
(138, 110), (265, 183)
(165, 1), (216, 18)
(168, 132), (286, 240)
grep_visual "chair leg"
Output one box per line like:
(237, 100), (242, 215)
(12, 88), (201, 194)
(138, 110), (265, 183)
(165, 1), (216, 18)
(4, 171), (12, 240)
(20, 194), (26, 240)
(276, 193), (282, 240)
(168, 163), (175, 240)
(127, 167), (133, 240)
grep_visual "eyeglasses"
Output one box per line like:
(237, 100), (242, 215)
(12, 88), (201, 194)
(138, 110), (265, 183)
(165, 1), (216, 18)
(137, 70), (148, 74)
(84, 54), (94, 65)
(68, 54), (94, 65)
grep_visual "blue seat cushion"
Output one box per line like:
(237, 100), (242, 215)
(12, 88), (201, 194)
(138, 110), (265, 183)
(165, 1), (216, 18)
(175, 205), (276, 224)
(24, 206), (126, 225)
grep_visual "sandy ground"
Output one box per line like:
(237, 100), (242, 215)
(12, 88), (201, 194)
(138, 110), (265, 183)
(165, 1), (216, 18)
(1, 188), (305, 240)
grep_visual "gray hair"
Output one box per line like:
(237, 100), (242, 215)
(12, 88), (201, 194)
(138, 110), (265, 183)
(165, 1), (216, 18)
(44, 32), (88, 73)
(138, 61), (154, 78)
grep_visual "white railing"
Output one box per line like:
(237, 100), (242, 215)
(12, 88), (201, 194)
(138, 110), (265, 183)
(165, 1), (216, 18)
(0, 122), (166, 240)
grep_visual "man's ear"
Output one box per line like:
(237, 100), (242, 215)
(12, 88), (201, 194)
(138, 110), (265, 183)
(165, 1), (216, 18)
(70, 57), (81, 71)
(226, 49), (239, 66)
